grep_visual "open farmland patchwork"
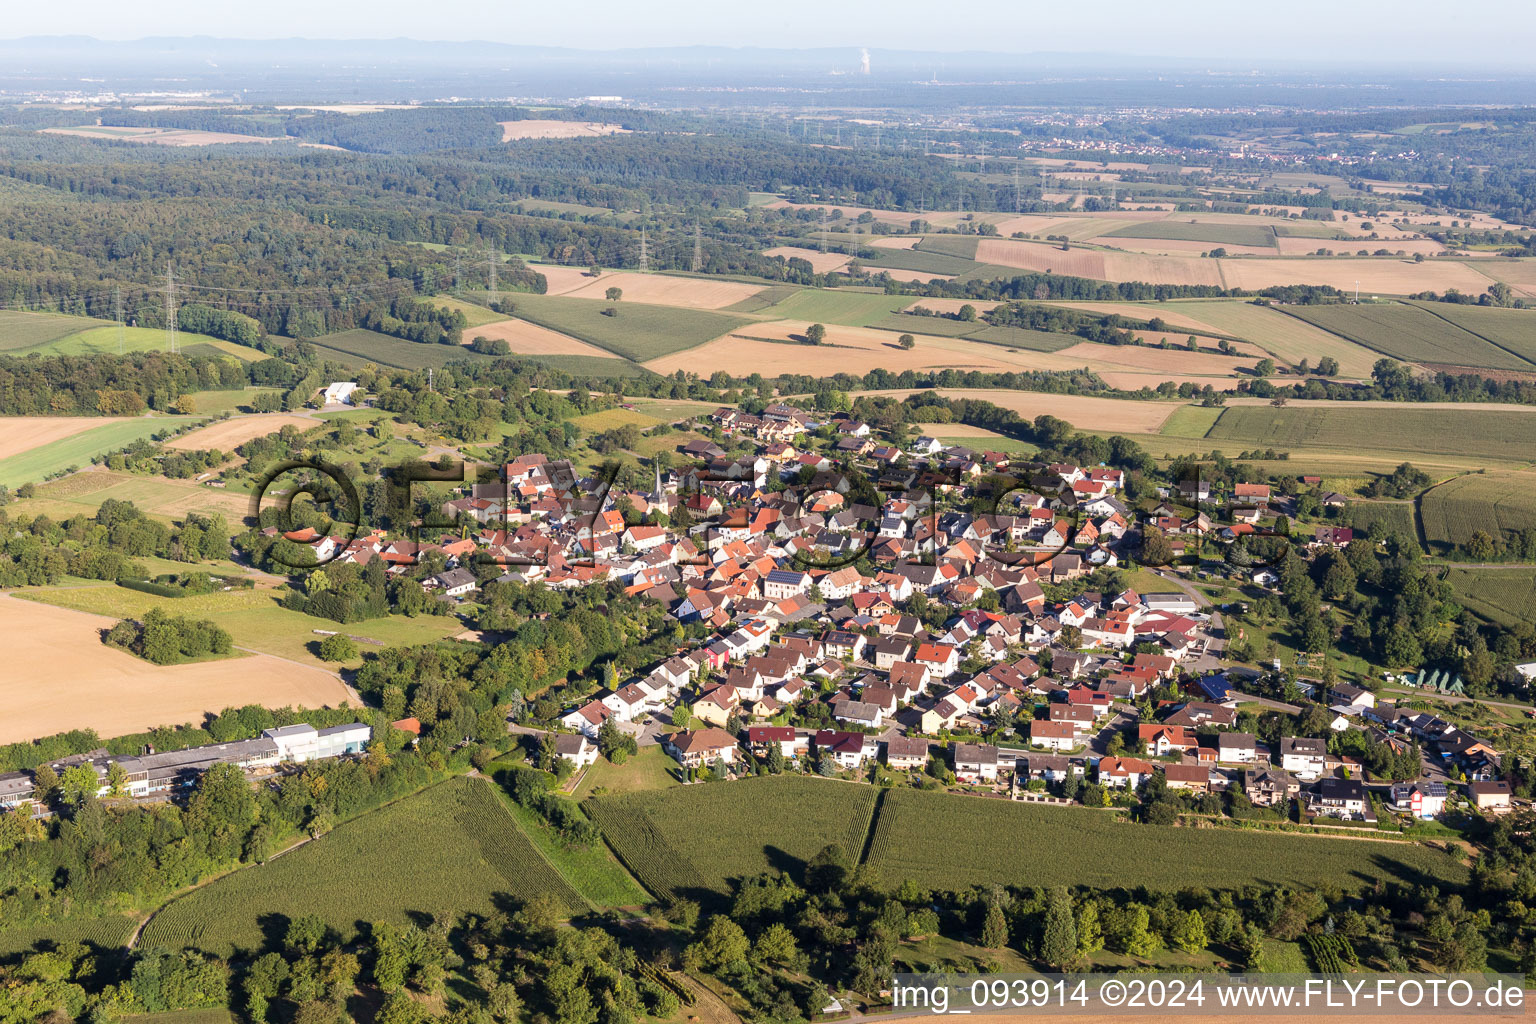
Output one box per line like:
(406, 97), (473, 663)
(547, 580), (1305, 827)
(1166, 300), (1383, 376)
(464, 317), (622, 359)
(0, 417), (202, 488)
(165, 414), (318, 451)
(559, 272), (766, 309)
(1279, 303), (1535, 371)
(141, 778), (582, 956)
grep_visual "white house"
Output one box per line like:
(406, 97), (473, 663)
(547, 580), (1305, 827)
(555, 734), (600, 769)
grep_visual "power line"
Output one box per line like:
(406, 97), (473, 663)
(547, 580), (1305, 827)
(691, 221), (703, 273)
(113, 285), (124, 355)
(163, 264), (178, 355)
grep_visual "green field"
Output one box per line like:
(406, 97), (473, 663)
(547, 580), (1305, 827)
(0, 416), (203, 489)
(965, 325), (1080, 352)
(509, 293), (753, 361)
(1280, 303), (1535, 371)
(139, 778), (582, 956)
(1348, 501), (1419, 539)
(487, 778), (648, 907)
(1204, 405), (1536, 462)
(723, 284), (803, 313)
(1419, 471), (1536, 554)
(0, 913), (140, 956)
(31, 325), (265, 362)
(756, 289), (913, 327)
(585, 776), (878, 902)
(859, 247), (980, 276)
(1158, 404), (1225, 438)
(569, 407), (665, 432)
(179, 387), (285, 416)
(432, 295), (513, 328)
(1406, 301), (1536, 364)
(869, 313), (980, 337)
(863, 789), (1467, 892)
(1165, 300), (1381, 377)
(307, 329), (502, 370)
(1445, 567), (1536, 627)
(17, 585), (461, 669)
(915, 236), (983, 259)
(1103, 221), (1279, 248)
(0, 309), (99, 350)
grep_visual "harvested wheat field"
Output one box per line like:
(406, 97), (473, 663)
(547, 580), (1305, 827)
(1473, 258), (1536, 300)
(973, 214), (1079, 236)
(534, 264), (606, 295)
(464, 318), (619, 358)
(646, 322), (1041, 376)
(0, 417), (127, 460)
(0, 594), (352, 744)
(762, 247), (851, 273)
(499, 119), (629, 141)
(974, 239), (1226, 286)
(166, 414), (316, 451)
(561, 272), (764, 309)
(1216, 256), (1499, 296)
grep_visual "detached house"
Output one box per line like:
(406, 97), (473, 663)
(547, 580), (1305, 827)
(952, 743), (1000, 783)
(664, 728), (739, 769)
(884, 735), (929, 770)
(554, 734), (599, 769)
(1280, 737), (1327, 780)
(1312, 777), (1367, 819)
(1391, 781), (1448, 819)
(1244, 768), (1298, 807)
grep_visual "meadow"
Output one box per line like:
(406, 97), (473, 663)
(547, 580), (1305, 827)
(1418, 471), (1536, 554)
(509, 293), (753, 361)
(139, 778), (583, 956)
(863, 789), (1468, 892)
(0, 417), (202, 489)
(486, 776), (649, 907)
(36, 326), (265, 362)
(584, 776), (878, 903)
(1102, 221), (1279, 248)
(1203, 405), (1536, 462)
(1279, 303), (1534, 371)
(0, 309), (101, 350)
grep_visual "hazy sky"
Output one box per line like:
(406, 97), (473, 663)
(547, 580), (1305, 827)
(5, 0), (1535, 62)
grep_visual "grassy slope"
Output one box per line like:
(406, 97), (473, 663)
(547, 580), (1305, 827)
(1205, 405), (1536, 462)
(1281, 303), (1534, 371)
(755, 289), (913, 327)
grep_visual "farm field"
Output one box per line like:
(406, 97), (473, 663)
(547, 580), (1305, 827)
(1092, 236), (1279, 257)
(1348, 501), (1419, 539)
(1445, 567), (1536, 628)
(140, 778), (583, 956)
(1217, 257), (1500, 297)
(463, 317), (621, 359)
(859, 247), (979, 277)
(430, 294), (509, 328)
(762, 246), (851, 274)
(972, 239), (1225, 286)
(864, 789), (1467, 891)
(755, 288), (914, 326)
(646, 322), (1026, 376)
(165, 413), (317, 451)
(0, 416), (132, 461)
(499, 119), (628, 141)
(509, 293), (754, 361)
(41, 125), (291, 146)
(559, 272), (766, 310)
(529, 264), (608, 295)
(1279, 303), (1534, 371)
(487, 779), (649, 907)
(3, 321), (263, 361)
(177, 387), (286, 416)
(1405, 300), (1536, 364)
(306, 328), (503, 370)
(1419, 470), (1536, 554)
(0, 309), (101, 350)
(0, 914), (141, 956)
(0, 416), (201, 489)
(0, 593), (353, 745)
(1101, 220), (1280, 248)
(1205, 405), (1536, 462)
(8, 470), (254, 525)
(585, 776), (878, 902)
(1165, 300), (1382, 376)
(16, 582), (462, 670)
(854, 388), (1184, 433)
